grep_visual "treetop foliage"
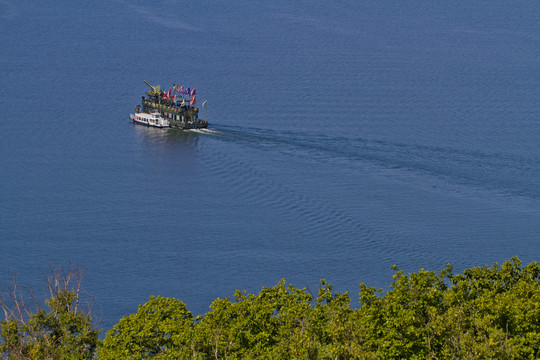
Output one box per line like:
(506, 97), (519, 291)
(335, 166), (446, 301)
(2, 257), (539, 359)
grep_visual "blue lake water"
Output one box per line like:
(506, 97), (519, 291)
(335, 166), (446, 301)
(1, 0), (539, 330)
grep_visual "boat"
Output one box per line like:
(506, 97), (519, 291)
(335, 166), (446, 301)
(130, 80), (208, 130)
(130, 110), (169, 128)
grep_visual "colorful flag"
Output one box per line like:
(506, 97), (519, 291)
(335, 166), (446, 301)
(190, 95), (196, 106)
(179, 86), (184, 94)
(186, 88), (191, 97)
(202, 100), (207, 108)
(167, 88), (171, 99)
(191, 88), (196, 97)
(181, 99), (185, 106)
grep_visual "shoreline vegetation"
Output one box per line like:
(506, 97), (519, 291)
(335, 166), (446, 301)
(1, 258), (539, 359)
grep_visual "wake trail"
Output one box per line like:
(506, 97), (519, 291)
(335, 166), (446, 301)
(208, 124), (540, 209)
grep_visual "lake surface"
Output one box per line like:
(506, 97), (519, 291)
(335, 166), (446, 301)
(1, 0), (539, 330)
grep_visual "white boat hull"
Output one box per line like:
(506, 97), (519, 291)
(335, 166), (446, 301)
(130, 112), (169, 128)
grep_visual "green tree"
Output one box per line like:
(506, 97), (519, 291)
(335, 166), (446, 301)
(0, 266), (100, 360)
(306, 279), (362, 359)
(356, 257), (540, 359)
(193, 280), (314, 359)
(439, 257), (540, 359)
(358, 264), (452, 359)
(191, 297), (237, 359)
(99, 296), (194, 359)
